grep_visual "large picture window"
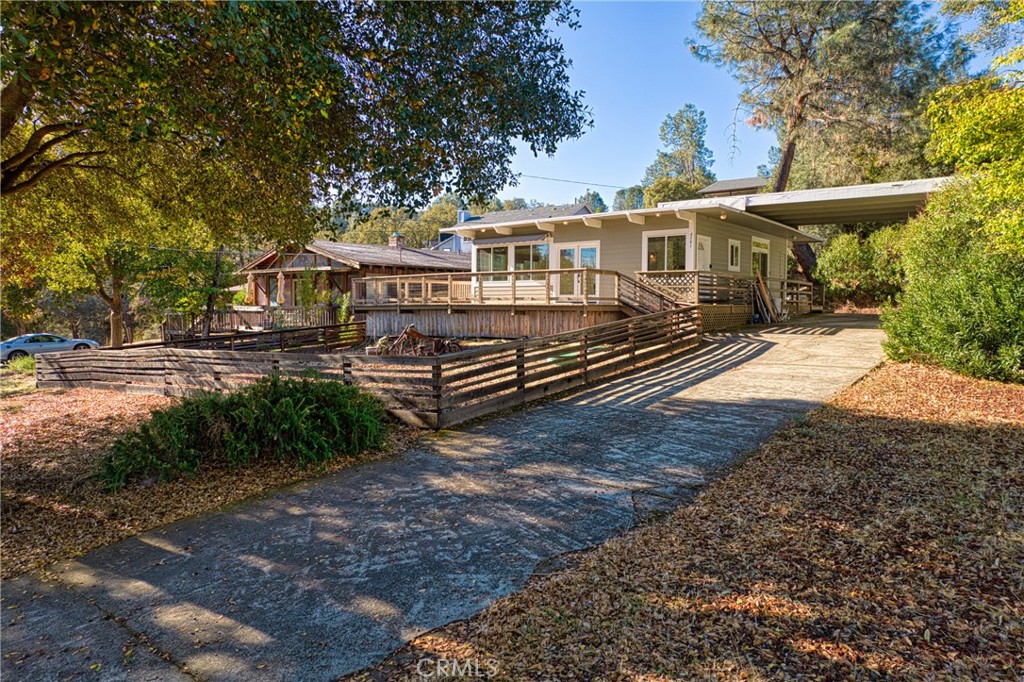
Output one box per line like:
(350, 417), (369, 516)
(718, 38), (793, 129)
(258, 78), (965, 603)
(643, 231), (688, 271)
(477, 246), (509, 281)
(514, 244), (549, 281)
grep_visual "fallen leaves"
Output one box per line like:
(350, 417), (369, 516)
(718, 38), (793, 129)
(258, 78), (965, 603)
(349, 362), (1024, 681)
(0, 387), (417, 580)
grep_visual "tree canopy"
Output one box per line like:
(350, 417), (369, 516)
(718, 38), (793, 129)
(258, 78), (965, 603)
(691, 1), (968, 193)
(612, 185), (645, 211)
(575, 189), (607, 212)
(642, 104), (716, 189)
(1, 1), (591, 206)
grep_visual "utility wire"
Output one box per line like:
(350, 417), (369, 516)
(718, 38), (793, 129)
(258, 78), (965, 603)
(518, 174), (627, 191)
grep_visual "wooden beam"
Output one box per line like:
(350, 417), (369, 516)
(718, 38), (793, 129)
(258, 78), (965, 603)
(455, 229), (477, 238)
(535, 221), (556, 232)
(582, 216), (603, 228)
(493, 226), (514, 235)
(626, 212), (646, 225)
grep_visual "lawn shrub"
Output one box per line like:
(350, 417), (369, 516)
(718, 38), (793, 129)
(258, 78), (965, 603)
(815, 226), (904, 304)
(100, 375), (386, 489)
(882, 177), (1024, 383)
(4, 354), (36, 375)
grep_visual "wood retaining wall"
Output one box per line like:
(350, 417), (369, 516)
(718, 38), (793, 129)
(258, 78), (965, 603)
(36, 308), (702, 429)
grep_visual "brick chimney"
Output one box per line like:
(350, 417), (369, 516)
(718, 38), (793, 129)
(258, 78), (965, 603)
(388, 232), (405, 248)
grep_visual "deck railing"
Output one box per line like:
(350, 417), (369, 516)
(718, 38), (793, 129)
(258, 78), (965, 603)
(353, 268), (675, 314)
(637, 271), (818, 312)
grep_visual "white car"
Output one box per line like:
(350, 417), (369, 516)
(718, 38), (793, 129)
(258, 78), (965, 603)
(1, 334), (101, 362)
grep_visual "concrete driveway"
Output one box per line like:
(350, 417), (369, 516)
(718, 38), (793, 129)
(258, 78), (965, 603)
(1, 314), (884, 681)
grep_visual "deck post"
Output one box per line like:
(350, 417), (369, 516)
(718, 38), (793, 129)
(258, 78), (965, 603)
(511, 275), (516, 315)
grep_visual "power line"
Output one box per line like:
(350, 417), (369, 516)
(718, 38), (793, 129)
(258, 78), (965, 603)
(518, 174), (627, 191)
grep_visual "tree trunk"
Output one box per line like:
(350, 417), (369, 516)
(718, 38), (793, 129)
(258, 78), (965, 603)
(201, 250), (224, 339)
(774, 117), (819, 283)
(108, 277), (124, 348)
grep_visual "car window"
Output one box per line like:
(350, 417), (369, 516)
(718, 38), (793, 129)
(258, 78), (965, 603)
(45, 335), (67, 342)
(25, 336), (47, 343)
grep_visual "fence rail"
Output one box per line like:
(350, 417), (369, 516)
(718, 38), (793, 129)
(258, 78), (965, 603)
(163, 306), (339, 339)
(117, 321), (365, 353)
(37, 308), (702, 429)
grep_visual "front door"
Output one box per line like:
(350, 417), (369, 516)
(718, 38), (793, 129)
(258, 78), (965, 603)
(696, 235), (712, 270)
(554, 243), (599, 297)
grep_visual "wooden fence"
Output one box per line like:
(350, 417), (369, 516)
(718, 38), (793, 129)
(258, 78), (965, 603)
(37, 308), (701, 429)
(116, 321), (365, 353)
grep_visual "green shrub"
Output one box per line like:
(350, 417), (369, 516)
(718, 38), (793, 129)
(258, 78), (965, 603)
(815, 226), (904, 303)
(100, 375), (387, 490)
(4, 354), (36, 375)
(882, 177), (1024, 383)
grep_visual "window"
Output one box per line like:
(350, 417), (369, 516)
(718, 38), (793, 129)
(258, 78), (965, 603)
(476, 246), (509, 281)
(513, 243), (549, 281)
(644, 232), (688, 271)
(728, 239), (741, 272)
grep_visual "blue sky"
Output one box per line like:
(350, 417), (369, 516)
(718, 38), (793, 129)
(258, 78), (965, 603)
(497, 1), (778, 206)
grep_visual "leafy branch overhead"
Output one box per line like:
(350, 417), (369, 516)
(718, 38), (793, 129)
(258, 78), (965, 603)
(0, 1), (591, 204)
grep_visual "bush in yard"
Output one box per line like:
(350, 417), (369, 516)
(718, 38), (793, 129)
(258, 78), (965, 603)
(4, 354), (35, 375)
(882, 176), (1024, 382)
(100, 375), (386, 490)
(815, 226), (904, 304)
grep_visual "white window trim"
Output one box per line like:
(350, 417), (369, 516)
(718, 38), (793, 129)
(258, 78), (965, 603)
(553, 240), (601, 269)
(640, 227), (693, 272)
(751, 235), (771, 279)
(728, 239), (741, 272)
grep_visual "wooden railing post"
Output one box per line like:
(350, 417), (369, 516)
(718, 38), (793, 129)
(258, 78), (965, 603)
(581, 332), (589, 382)
(516, 345), (526, 395)
(432, 359), (443, 429)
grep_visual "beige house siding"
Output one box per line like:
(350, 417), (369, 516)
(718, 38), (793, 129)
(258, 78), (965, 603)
(693, 215), (790, 279)
(468, 213), (792, 279)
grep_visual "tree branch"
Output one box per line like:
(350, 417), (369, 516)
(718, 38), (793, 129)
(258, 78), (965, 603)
(1, 123), (80, 171)
(1, 150), (107, 195)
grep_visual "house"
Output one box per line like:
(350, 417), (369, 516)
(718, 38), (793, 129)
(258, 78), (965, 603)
(697, 176), (768, 197)
(351, 178), (946, 338)
(238, 236), (470, 309)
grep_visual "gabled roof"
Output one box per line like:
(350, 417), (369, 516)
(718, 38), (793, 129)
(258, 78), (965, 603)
(458, 203), (590, 226)
(697, 176), (768, 195)
(240, 240), (470, 273)
(309, 240), (470, 269)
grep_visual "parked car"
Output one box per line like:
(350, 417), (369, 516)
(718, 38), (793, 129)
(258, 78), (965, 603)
(1, 334), (101, 362)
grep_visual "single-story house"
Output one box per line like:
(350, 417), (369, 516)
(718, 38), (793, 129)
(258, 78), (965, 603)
(238, 236), (470, 308)
(351, 178), (948, 338)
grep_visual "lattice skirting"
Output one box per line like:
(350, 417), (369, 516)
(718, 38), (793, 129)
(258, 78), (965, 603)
(700, 304), (752, 332)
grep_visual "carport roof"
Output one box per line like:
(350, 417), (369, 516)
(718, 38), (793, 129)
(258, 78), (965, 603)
(439, 177), (950, 242)
(663, 177), (950, 227)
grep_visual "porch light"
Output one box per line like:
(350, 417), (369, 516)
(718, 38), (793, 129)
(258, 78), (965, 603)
(719, 211), (728, 220)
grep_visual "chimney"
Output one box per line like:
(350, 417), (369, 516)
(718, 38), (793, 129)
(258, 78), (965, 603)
(388, 232), (405, 249)
(456, 209), (472, 223)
